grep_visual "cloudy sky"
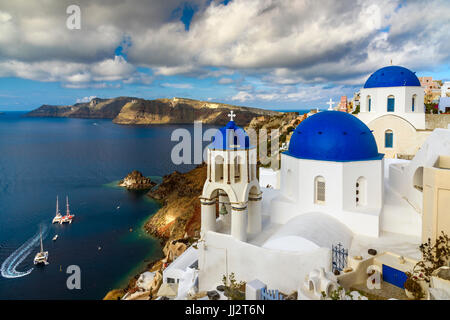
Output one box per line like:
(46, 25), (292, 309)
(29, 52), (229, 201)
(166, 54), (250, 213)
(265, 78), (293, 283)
(0, 0), (449, 111)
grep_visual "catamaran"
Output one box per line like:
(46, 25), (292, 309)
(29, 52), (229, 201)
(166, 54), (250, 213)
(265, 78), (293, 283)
(34, 226), (49, 265)
(52, 196), (62, 224)
(60, 196), (75, 224)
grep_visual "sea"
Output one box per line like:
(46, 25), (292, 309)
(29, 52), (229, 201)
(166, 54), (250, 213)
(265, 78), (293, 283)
(0, 112), (215, 299)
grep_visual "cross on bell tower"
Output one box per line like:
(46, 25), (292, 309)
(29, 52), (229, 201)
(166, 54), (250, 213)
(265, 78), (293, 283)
(228, 110), (236, 122)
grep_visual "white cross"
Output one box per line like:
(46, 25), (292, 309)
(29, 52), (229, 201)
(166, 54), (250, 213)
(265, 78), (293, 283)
(228, 110), (236, 121)
(326, 98), (335, 110)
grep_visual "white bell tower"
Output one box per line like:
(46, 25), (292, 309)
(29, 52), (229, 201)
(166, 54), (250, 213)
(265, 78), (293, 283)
(200, 112), (262, 242)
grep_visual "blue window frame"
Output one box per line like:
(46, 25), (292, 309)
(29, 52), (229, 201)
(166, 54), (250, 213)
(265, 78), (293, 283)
(387, 96), (395, 112)
(385, 130), (393, 148)
(368, 97), (371, 112)
(412, 96), (415, 112)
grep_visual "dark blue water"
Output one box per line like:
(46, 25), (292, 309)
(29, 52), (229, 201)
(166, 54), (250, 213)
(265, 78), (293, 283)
(0, 112), (212, 299)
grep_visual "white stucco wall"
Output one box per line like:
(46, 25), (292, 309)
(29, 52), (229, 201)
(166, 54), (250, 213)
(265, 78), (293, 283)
(259, 167), (280, 189)
(388, 128), (450, 213)
(198, 231), (331, 293)
(359, 86), (425, 129)
(270, 154), (383, 237)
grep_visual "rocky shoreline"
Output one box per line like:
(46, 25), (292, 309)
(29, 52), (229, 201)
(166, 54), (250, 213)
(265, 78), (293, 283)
(104, 164), (206, 299)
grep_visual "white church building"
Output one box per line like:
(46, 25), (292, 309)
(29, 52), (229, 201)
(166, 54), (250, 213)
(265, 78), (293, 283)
(196, 67), (450, 297)
(357, 66), (431, 158)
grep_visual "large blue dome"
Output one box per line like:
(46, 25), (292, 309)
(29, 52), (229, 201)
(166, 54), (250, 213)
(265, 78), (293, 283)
(209, 121), (251, 150)
(364, 66), (421, 88)
(287, 111), (383, 162)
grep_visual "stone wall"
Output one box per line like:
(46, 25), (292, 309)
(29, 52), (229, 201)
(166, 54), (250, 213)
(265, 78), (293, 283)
(426, 114), (450, 130)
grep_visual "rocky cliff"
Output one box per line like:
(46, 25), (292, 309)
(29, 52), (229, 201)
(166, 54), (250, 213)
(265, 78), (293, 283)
(118, 170), (156, 190)
(27, 97), (136, 119)
(27, 96), (279, 126)
(144, 163), (207, 241)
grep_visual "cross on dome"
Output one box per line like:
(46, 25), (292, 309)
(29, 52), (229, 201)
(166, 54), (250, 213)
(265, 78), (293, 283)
(326, 98), (335, 111)
(228, 110), (236, 122)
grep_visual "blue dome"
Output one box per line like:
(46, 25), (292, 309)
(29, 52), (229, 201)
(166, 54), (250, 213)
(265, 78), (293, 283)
(209, 121), (251, 150)
(287, 111), (383, 162)
(364, 66), (421, 88)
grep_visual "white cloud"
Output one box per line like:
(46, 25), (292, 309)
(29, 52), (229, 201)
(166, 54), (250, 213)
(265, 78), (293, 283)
(76, 96), (97, 103)
(232, 91), (254, 102)
(0, 0), (448, 98)
(218, 77), (234, 84)
(161, 82), (193, 89)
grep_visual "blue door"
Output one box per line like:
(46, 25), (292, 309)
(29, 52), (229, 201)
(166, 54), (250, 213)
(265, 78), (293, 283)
(382, 264), (407, 288)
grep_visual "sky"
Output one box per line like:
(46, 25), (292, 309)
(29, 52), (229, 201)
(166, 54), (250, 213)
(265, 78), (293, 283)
(0, 0), (449, 111)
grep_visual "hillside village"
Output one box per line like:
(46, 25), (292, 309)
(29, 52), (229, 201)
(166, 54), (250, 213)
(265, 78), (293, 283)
(110, 65), (450, 301)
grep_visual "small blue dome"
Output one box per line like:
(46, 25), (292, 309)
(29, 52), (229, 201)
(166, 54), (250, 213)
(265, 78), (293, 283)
(209, 121), (251, 150)
(287, 111), (383, 162)
(364, 66), (421, 88)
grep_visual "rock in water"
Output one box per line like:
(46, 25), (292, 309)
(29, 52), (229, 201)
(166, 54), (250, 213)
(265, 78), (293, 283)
(118, 170), (156, 190)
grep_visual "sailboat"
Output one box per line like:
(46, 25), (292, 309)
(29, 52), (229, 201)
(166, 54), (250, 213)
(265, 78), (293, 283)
(52, 196), (62, 224)
(60, 196), (75, 224)
(33, 226), (49, 265)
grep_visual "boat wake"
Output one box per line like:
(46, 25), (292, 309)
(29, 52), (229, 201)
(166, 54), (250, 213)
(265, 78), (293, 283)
(0, 225), (48, 279)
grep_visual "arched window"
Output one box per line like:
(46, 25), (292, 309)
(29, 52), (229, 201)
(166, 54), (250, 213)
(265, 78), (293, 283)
(356, 177), (367, 206)
(314, 176), (325, 204)
(214, 155), (224, 182)
(234, 156), (241, 183)
(387, 95), (395, 112)
(367, 95), (372, 112)
(385, 130), (393, 148)
(412, 94), (417, 112)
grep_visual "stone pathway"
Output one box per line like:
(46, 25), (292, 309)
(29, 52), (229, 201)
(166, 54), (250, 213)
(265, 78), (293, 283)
(351, 281), (408, 300)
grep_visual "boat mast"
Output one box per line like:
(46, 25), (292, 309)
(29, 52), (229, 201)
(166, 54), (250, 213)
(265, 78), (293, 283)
(40, 226), (43, 253)
(56, 196), (59, 215)
(66, 196), (70, 216)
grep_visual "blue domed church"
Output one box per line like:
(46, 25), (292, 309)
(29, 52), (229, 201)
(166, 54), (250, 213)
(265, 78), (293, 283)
(357, 65), (430, 158)
(270, 111), (384, 237)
